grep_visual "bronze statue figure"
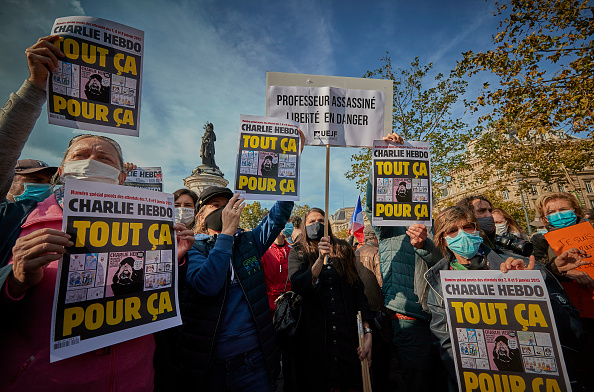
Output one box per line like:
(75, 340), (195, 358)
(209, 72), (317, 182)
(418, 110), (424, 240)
(200, 122), (217, 168)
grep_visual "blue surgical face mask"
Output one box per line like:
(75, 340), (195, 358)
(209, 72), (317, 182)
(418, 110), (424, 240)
(282, 222), (294, 237)
(536, 228), (548, 234)
(546, 210), (577, 228)
(13, 183), (53, 202)
(445, 230), (484, 259)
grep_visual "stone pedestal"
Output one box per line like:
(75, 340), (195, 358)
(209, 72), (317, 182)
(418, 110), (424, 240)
(183, 164), (229, 196)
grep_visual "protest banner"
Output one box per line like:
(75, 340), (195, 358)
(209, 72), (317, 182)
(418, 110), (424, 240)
(125, 167), (163, 192)
(50, 179), (180, 362)
(371, 140), (432, 226)
(544, 221), (594, 318)
(47, 16), (144, 137)
(266, 72), (393, 242)
(234, 115), (300, 201)
(441, 270), (571, 392)
(266, 74), (389, 147)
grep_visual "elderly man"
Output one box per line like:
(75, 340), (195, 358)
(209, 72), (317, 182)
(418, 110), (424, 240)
(0, 35), (193, 391)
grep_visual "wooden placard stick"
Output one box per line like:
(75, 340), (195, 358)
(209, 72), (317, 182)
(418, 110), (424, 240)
(357, 311), (372, 392)
(324, 145), (330, 265)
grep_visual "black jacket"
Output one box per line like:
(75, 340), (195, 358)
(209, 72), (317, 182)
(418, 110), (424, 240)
(0, 198), (38, 268)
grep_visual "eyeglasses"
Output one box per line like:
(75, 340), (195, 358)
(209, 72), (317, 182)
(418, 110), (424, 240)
(445, 223), (477, 238)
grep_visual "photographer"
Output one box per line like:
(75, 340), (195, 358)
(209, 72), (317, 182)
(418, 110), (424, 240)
(457, 196), (533, 257)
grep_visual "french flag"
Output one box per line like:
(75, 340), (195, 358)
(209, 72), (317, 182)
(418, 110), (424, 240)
(349, 195), (365, 244)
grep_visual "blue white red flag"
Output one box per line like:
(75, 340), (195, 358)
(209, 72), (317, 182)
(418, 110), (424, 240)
(349, 195), (365, 243)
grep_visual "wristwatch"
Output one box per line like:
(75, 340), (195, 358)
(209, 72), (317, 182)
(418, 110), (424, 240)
(364, 327), (372, 334)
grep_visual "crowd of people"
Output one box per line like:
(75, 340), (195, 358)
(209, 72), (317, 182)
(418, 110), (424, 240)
(1, 35), (593, 392)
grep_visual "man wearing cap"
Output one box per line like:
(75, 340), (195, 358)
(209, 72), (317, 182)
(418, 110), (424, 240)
(6, 159), (57, 202)
(176, 186), (293, 391)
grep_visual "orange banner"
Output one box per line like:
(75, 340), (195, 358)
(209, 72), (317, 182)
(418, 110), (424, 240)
(545, 221), (594, 318)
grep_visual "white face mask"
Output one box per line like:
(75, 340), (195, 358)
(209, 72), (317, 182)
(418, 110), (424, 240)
(61, 159), (121, 185)
(175, 207), (195, 227)
(495, 222), (508, 236)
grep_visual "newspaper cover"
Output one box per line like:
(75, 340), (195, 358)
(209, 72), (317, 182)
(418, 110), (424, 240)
(125, 167), (163, 192)
(266, 85), (384, 147)
(371, 140), (432, 226)
(234, 115), (301, 201)
(47, 16), (144, 137)
(440, 270), (571, 392)
(50, 179), (180, 362)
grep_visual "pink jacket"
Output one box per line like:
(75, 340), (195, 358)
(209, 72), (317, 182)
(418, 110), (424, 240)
(0, 195), (155, 392)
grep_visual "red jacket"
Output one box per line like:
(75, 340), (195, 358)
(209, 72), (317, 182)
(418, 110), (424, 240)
(261, 242), (291, 313)
(0, 194), (155, 392)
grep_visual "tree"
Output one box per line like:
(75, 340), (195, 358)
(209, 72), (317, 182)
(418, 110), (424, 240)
(240, 201), (269, 230)
(334, 227), (350, 240)
(346, 55), (480, 194)
(471, 130), (593, 192)
(457, 0), (594, 189)
(240, 202), (310, 231)
(291, 204), (311, 222)
(458, 0), (594, 138)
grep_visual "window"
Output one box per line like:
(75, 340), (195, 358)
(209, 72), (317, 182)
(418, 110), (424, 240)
(531, 185), (538, 195)
(586, 181), (593, 194)
(558, 184), (565, 193)
(502, 190), (509, 200)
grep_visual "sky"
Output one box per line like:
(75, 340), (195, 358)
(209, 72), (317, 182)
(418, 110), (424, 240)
(0, 0), (500, 214)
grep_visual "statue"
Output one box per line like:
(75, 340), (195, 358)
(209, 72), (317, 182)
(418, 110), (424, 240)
(185, 122), (228, 194)
(200, 122), (217, 168)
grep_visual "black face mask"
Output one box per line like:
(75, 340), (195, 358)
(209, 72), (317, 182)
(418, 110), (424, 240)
(204, 205), (225, 232)
(477, 216), (495, 235)
(305, 222), (324, 241)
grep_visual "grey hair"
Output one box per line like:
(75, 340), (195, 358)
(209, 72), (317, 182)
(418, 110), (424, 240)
(51, 134), (125, 186)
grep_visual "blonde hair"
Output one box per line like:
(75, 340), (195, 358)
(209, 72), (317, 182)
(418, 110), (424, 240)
(535, 192), (583, 221)
(492, 208), (523, 235)
(51, 134), (125, 186)
(193, 204), (209, 234)
(434, 206), (479, 255)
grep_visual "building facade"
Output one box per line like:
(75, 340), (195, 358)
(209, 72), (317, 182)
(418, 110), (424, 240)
(438, 136), (594, 217)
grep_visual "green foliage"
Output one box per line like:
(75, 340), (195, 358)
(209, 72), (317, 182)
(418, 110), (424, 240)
(240, 203), (311, 231)
(459, 0), (594, 188)
(458, 0), (594, 139)
(240, 201), (269, 231)
(334, 227), (350, 240)
(472, 131), (594, 191)
(346, 55), (479, 193)
(291, 204), (311, 222)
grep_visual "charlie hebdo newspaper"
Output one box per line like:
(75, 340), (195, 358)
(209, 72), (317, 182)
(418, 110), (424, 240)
(234, 115), (301, 201)
(47, 16), (144, 137)
(440, 270), (571, 392)
(50, 179), (180, 362)
(125, 167), (163, 192)
(372, 140), (432, 227)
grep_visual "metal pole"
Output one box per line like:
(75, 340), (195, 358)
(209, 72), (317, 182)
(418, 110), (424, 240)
(515, 172), (532, 236)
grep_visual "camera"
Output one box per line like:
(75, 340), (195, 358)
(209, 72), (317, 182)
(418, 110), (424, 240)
(495, 233), (533, 257)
